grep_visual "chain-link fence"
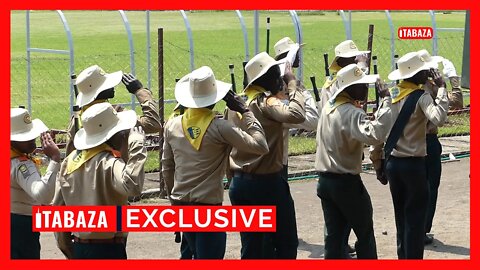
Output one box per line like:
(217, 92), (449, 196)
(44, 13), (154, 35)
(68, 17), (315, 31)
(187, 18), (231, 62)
(10, 10), (470, 199)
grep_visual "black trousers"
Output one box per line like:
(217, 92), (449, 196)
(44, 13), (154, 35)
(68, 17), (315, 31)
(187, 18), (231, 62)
(73, 241), (127, 259)
(173, 201), (226, 259)
(229, 170), (298, 259)
(11, 213), (40, 259)
(425, 134), (442, 234)
(386, 156), (428, 259)
(316, 172), (377, 259)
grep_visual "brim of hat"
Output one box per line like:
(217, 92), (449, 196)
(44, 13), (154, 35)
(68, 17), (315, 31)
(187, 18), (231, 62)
(274, 43), (306, 60)
(329, 74), (379, 103)
(387, 57), (442, 81)
(76, 70), (123, 107)
(243, 60), (283, 91)
(328, 50), (371, 71)
(175, 79), (232, 109)
(73, 110), (137, 150)
(10, 119), (48, 142)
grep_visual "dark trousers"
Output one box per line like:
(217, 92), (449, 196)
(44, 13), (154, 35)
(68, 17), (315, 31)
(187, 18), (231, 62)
(182, 232), (226, 259)
(73, 241), (127, 259)
(229, 170), (298, 259)
(316, 173), (377, 259)
(11, 213), (40, 259)
(180, 235), (194, 259)
(386, 156), (428, 259)
(425, 134), (442, 234)
(173, 201), (226, 259)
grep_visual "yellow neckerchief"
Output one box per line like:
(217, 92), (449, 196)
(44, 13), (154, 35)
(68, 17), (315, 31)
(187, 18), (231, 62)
(391, 81), (423, 104)
(66, 143), (118, 174)
(80, 99), (108, 114)
(10, 148), (42, 167)
(181, 108), (215, 151)
(244, 85), (266, 106)
(325, 92), (355, 114)
(322, 74), (337, 89)
(75, 99), (108, 128)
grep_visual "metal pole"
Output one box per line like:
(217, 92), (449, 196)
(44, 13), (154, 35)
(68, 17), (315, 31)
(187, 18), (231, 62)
(119, 10), (136, 109)
(26, 11), (32, 113)
(385, 10), (396, 72)
(429, 10), (439, 56)
(180, 10), (195, 71)
(235, 10), (250, 61)
(289, 10), (304, 82)
(339, 10), (352, 40)
(146, 10), (151, 90)
(158, 28), (164, 195)
(254, 10), (259, 55)
(56, 10), (75, 116)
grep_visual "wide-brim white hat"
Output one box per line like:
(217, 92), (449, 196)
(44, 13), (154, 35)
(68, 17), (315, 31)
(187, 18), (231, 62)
(175, 66), (232, 109)
(273, 37), (306, 60)
(329, 40), (370, 72)
(244, 52), (282, 91)
(75, 65), (123, 107)
(74, 102), (137, 150)
(10, 108), (48, 142)
(329, 64), (379, 103)
(388, 50), (443, 81)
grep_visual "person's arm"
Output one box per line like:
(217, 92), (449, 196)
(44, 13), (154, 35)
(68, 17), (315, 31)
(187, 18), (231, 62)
(161, 122), (175, 198)
(110, 127), (147, 197)
(348, 96), (393, 146)
(15, 159), (60, 205)
(285, 88), (318, 131)
(219, 111), (269, 155)
(122, 73), (161, 134)
(418, 91), (448, 127)
(264, 78), (306, 124)
(65, 116), (76, 156)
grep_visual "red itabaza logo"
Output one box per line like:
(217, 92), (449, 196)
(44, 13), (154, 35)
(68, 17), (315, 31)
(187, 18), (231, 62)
(398, 27), (433, 39)
(32, 205), (276, 232)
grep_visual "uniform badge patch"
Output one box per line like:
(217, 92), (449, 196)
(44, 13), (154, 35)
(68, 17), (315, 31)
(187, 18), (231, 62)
(24, 114), (32, 124)
(19, 164), (32, 178)
(391, 87), (400, 99)
(187, 126), (201, 139)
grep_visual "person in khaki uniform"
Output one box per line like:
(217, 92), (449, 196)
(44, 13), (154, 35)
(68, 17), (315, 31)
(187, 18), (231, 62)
(162, 66), (268, 259)
(10, 108), (61, 259)
(422, 57), (462, 245)
(54, 102), (146, 259)
(227, 52), (305, 259)
(371, 50), (448, 259)
(65, 64), (160, 156)
(315, 64), (392, 259)
(320, 40), (370, 112)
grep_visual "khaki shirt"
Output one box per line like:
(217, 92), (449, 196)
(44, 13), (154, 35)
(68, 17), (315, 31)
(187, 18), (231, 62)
(370, 87), (448, 169)
(53, 132), (146, 242)
(162, 111), (268, 204)
(283, 83), (319, 165)
(315, 96), (393, 175)
(65, 89), (160, 155)
(318, 75), (337, 113)
(10, 158), (60, 215)
(229, 80), (306, 174)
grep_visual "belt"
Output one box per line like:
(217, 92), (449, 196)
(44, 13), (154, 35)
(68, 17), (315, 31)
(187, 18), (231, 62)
(73, 236), (126, 244)
(233, 170), (280, 181)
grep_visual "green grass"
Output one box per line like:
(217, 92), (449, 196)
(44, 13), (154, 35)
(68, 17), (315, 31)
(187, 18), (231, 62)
(11, 10), (469, 171)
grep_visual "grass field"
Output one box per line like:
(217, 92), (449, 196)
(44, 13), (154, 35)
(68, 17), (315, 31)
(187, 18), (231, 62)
(11, 10), (469, 171)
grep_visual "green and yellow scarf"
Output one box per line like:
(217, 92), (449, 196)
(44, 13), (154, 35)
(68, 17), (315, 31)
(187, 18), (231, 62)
(325, 92), (355, 114)
(66, 143), (119, 174)
(181, 108), (216, 151)
(391, 81), (423, 104)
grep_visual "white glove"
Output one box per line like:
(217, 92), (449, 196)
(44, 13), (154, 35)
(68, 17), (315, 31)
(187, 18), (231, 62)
(442, 58), (457, 78)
